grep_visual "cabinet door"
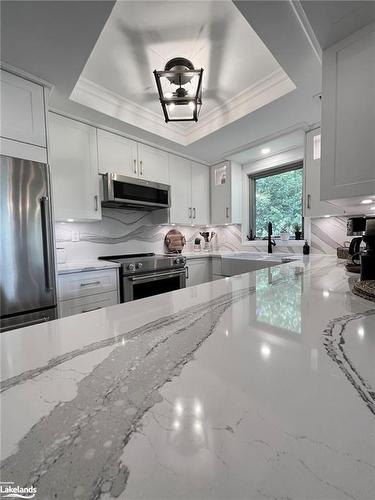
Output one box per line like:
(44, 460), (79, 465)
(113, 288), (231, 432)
(97, 129), (138, 177)
(49, 113), (101, 221)
(321, 24), (375, 201)
(186, 259), (210, 287)
(0, 70), (46, 147)
(191, 162), (210, 225)
(169, 155), (192, 224)
(304, 129), (344, 217)
(211, 162), (231, 224)
(137, 143), (169, 184)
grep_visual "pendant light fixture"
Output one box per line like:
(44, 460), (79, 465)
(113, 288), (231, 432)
(153, 57), (203, 122)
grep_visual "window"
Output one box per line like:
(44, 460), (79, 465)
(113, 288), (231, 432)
(250, 163), (303, 239)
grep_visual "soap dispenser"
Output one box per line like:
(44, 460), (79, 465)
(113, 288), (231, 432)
(303, 241), (310, 255)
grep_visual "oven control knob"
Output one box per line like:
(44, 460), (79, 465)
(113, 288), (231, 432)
(136, 262), (143, 269)
(127, 263), (135, 271)
(175, 258), (181, 264)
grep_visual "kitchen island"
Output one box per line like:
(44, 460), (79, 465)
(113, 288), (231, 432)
(1, 255), (374, 500)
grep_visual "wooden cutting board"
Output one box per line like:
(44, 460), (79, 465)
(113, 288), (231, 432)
(164, 229), (186, 254)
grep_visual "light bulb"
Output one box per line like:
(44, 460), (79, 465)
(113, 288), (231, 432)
(260, 344), (271, 359)
(261, 148), (270, 155)
(361, 199), (373, 204)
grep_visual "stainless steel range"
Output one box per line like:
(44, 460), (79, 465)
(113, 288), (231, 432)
(98, 253), (186, 302)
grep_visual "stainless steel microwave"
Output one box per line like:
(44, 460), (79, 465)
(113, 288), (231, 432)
(101, 173), (171, 210)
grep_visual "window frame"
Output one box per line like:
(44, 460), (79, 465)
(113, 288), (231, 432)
(249, 161), (304, 240)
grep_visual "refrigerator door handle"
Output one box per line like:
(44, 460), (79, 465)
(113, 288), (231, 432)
(40, 195), (54, 291)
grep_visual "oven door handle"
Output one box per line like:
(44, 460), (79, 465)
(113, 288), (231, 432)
(128, 269), (185, 282)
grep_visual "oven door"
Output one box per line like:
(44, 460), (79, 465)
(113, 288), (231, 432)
(122, 268), (186, 302)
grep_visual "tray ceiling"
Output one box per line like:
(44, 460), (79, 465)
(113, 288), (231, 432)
(71, 0), (295, 146)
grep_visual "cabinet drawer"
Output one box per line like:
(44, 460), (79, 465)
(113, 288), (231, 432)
(58, 269), (118, 300)
(59, 291), (118, 318)
(211, 257), (222, 275)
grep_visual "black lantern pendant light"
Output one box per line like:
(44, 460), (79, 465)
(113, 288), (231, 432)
(153, 57), (203, 122)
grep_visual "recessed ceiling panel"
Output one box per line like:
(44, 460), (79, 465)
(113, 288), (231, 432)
(71, 0), (296, 145)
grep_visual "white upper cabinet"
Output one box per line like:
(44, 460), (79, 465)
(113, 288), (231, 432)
(97, 129), (138, 177)
(49, 113), (101, 221)
(0, 70), (46, 147)
(169, 155), (192, 224)
(96, 130), (169, 185)
(211, 161), (242, 225)
(321, 23), (375, 203)
(137, 143), (169, 184)
(169, 155), (210, 225)
(304, 128), (344, 217)
(191, 162), (210, 225)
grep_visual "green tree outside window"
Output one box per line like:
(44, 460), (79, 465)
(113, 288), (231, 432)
(254, 168), (303, 238)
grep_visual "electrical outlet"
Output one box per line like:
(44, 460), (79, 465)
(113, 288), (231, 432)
(71, 230), (80, 242)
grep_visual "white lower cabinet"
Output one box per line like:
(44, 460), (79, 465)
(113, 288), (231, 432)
(58, 268), (119, 318)
(59, 291), (118, 318)
(186, 258), (211, 287)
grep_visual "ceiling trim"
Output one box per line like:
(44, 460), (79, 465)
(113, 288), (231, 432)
(290, 0), (322, 63)
(184, 68), (296, 144)
(70, 77), (189, 145)
(71, 68), (296, 147)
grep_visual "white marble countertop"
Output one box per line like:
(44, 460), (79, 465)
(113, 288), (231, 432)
(1, 255), (374, 499)
(57, 260), (121, 274)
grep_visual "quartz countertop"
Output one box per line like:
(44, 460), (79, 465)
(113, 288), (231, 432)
(57, 260), (121, 274)
(1, 255), (374, 499)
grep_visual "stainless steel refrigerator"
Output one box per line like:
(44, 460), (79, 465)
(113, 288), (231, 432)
(1, 156), (57, 331)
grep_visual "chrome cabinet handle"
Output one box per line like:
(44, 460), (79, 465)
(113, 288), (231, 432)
(140, 160), (143, 176)
(94, 195), (98, 211)
(307, 194), (311, 209)
(82, 306), (101, 313)
(133, 159), (137, 174)
(40, 195), (54, 291)
(225, 207), (229, 219)
(188, 207), (192, 218)
(185, 266), (189, 279)
(193, 208), (196, 219)
(80, 281), (101, 287)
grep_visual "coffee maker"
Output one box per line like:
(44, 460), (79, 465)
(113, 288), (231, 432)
(360, 220), (375, 281)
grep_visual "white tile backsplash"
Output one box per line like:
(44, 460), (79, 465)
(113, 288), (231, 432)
(55, 209), (351, 261)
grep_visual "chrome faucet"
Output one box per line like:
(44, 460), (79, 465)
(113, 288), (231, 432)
(268, 222), (276, 253)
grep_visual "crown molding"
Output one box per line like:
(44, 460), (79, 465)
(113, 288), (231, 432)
(289, 0), (322, 63)
(184, 68), (296, 144)
(71, 68), (295, 146)
(70, 77), (189, 145)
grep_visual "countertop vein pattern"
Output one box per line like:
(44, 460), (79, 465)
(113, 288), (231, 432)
(1, 256), (374, 500)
